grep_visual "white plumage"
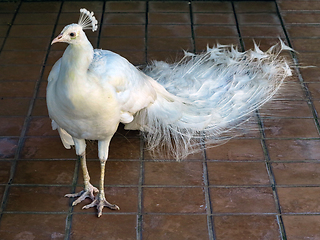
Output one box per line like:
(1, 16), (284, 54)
(47, 9), (292, 217)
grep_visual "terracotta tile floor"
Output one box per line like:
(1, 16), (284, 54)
(0, 0), (320, 239)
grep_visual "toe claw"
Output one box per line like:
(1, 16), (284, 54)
(64, 190), (84, 198)
(81, 195), (120, 217)
(65, 183), (98, 206)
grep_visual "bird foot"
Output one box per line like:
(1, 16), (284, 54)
(65, 183), (99, 206)
(82, 193), (120, 217)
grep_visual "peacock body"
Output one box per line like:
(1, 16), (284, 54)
(46, 9), (292, 217)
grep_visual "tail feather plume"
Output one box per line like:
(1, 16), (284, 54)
(125, 41), (293, 160)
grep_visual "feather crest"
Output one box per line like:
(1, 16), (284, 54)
(78, 8), (98, 32)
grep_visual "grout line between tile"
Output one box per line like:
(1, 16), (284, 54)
(137, 133), (145, 239)
(257, 113), (288, 240)
(144, 1), (149, 65)
(0, 0), (23, 223)
(234, 1), (287, 239)
(189, 1), (196, 53)
(275, 0), (320, 136)
(96, 1), (106, 49)
(202, 152), (216, 240)
(231, 1), (244, 52)
(136, 2), (149, 239)
(64, 156), (80, 240)
(0, 1), (22, 53)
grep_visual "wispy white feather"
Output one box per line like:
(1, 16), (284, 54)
(125, 43), (292, 159)
(78, 8), (98, 32)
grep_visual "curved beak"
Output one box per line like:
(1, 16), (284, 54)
(51, 34), (64, 45)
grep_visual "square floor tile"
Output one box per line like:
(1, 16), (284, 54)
(279, 1), (320, 11)
(234, 1), (276, 13)
(0, 161), (11, 183)
(0, 213), (67, 240)
(193, 13), (235, 25)
(0, 65), (42, 81)
(0, 98), (30, 116)
(21, 137), (76, 159)
(282, 12), (320, 24)
(0, 186), (5, 202)
(6, 186), (70, 212)
(19, 2), (61, 12)
(0, 51), (46, 65)
(240, 26), (284, 38)
(192, 2), (233, 12)
(237, 13), (280, 25)
(149, 12), (190, 24)
(0, 137), (18, 159)
(99, 37), (145, 51)
(143, 215), (208, 240)
(109, 138), (140, 159)
(283, 215), (320, 240)
(0, 25), (9, 37)
(148, 25), (191, 37)
(278, 187), (320, 213)
(62, 1), (104, 13)
(103, 13), (146, 25)
(266, 139), (320, 161)
(214, 215), (281, 240)
(210, 187), (276, 213)
(263, 118), (319, 138)
(143, 187), (206, 213)
(148, 37), (193, 51)
(144, 161), (203, 185)
(14, 160), (75, 184)
(0, 117), (25, 136)
(207, 162), (270, 186)
(260, 100), (312, 118)
(105, 1), (146, 13)
(149, 2), (189, 13)
(26, 117), (58, 136)
(194, 25), (238, 37)
(70, 214), (136, 240)
(292, 39), (320, 52)
(101, 25), (145, 37)
(287, 25), (320, 38)
(3, 37), (51, 51)
(14, 13), (58, 25)
(272, 81), (306, 100)
(308, 83), (320, 99)
(272, 162), (320, 185)
(0, 2), (19, 13)
(0, 81), (36, 98)
(9, 25), (54, 37)
(206, 139), (265, 161)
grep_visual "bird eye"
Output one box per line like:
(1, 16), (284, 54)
(69, 32), (75, 37)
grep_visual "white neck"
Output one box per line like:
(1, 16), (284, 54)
(58, 39), (94, 84)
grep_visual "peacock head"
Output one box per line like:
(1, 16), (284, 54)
(51, 8), (98, 45)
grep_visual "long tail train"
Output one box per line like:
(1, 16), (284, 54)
(125, 40), (293, 160)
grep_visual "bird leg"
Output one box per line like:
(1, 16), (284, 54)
(65, 152), (99, 206)
(82, 138), (119, 217)
(64, 138), (98, 206)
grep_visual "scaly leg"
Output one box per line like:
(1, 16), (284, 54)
(82, 137), (119, 217)
(65, 138), (99, 205)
